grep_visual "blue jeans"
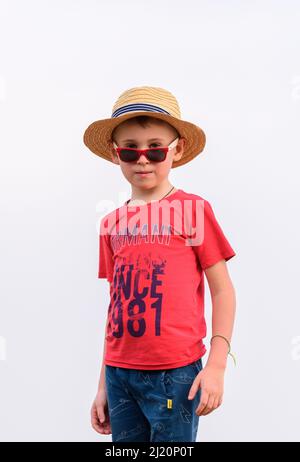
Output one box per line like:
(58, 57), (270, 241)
(105, 357), (203, 442)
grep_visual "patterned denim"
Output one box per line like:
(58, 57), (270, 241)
(105, 357), (203, 442)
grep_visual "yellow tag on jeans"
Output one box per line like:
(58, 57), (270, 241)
(167, 399), (173, 409)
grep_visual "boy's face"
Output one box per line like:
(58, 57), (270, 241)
(108, 119), (186, 191)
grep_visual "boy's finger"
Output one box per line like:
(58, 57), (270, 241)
(91, 415), (102, 433)
(188, 379), (201, 400)
(91, 406), (105, 427)
(199, 394), (215, 415)
(202, 398), (220, 415)
(93, 405), (105, 423)
(96, 408), (105, 423)
(195, 390), (209, 414)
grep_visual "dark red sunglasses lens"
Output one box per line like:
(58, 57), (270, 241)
(148, 149), (166, 161)
(119, 149), (166, 162)
(119, 149), (139, 162)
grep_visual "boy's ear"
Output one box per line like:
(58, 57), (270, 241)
(180, 137), (187, 150)
(107, 139), (120, 164)
(172, 137), (186, 164)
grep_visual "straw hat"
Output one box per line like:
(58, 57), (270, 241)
(83, 86), (206, 168)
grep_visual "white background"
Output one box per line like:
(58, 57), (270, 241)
(0, 0), (300, 442)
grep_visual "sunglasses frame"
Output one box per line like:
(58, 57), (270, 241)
(112, 137), (180, 163)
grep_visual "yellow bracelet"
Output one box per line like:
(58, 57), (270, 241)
(210, 335), (237, 367)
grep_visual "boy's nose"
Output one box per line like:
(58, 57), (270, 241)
(136, 154), (150, 163)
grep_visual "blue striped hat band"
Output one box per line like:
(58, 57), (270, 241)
(111, 103), (171, 118)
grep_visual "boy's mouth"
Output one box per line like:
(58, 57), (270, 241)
(135, 171), (153, 175)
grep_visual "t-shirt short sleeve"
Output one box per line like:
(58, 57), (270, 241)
(98, 217), (114, 283)
(192, 199), (236, 270)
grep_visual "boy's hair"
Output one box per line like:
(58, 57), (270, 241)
(111, 115), (180, 141)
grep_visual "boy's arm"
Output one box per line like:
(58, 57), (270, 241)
(204, 259), (236, 370)
(97, 312), (109, 392)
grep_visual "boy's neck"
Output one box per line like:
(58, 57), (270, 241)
(128, 183), (178, 205)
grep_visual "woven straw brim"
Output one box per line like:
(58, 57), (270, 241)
(83, 112), (206, 168)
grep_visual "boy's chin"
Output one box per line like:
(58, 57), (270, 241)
(131, 181), (157, 189)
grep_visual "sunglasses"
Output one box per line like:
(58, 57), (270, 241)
(112, 137), (179, 163)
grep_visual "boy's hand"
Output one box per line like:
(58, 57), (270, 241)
(91, 389), (112, 435)
(187, 364), (225, 416)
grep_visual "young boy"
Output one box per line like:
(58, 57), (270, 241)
(83, 86), (236, 442)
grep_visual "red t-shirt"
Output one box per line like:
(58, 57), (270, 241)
(98, 188), (236, 370)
